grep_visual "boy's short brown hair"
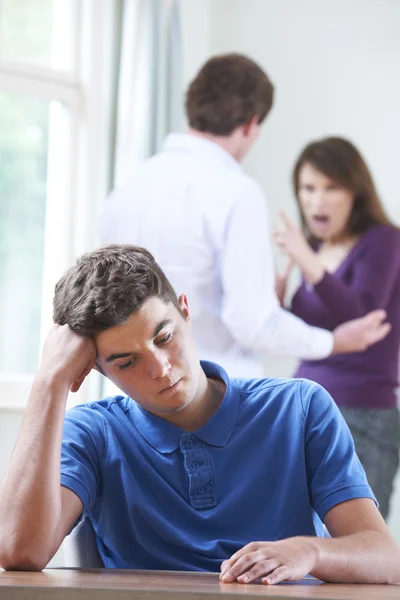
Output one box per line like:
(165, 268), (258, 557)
(185, 53), (274, 135)
(53, 245), (182, 336)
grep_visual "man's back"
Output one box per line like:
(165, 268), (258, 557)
(101, 133), (269, 376)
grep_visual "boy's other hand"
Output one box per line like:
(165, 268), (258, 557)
(220, 538), (317, 585)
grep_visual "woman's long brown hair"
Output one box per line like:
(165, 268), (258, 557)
(292, 136), (398, 240)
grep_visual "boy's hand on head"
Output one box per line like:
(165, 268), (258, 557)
(39, 324), (97, 392)
(220, 538), (318, 585)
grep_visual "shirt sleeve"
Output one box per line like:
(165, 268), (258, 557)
(311, 226), (400, 325)
(60, 405), (106, 513)
(220, 180), (334, 359)
(300, 379), (377, 521)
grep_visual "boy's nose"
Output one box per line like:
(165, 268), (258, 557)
(149, 352), (171, 379)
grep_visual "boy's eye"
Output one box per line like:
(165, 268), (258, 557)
(119, 359), (135, 371)
(157, 332), (173, 345)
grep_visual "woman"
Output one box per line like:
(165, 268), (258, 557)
(274, 136), (400, 520)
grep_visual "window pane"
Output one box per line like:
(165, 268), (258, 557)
(0, 92), (49, 374)
(0, 0), (77, 71)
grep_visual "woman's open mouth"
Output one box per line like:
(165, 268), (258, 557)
(310, 214), (330, 232)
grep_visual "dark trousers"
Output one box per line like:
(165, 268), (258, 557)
(340, 406), (400, 520)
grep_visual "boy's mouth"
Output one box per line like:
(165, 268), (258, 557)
(160, 379), (182, 394)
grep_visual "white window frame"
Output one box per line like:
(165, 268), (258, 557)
(0, 0), (122, 409)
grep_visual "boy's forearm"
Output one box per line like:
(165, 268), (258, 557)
(310, 531), (400, 584)
(0, 372), (69, 569)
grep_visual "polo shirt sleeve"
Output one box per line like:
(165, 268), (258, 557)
(60, 404), (106, 513)
(300, 379), (377, 520)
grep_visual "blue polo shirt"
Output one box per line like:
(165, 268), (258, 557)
(61, 361), (375, 570)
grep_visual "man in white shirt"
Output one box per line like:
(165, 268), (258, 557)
(100, 53), (389, 377)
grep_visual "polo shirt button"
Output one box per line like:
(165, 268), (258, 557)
(192, 461), (199, 469)
(197, 486), (205, 494)
(186, 440), (193, 448)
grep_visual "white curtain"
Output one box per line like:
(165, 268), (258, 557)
(114, 0), (183, 187)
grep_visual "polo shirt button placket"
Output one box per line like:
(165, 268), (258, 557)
(179, 432), (216, 509)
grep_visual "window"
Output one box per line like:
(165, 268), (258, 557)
(0, 0), (120, 406)
(0, 92), (49, 374)
(0, 0), (54, 66)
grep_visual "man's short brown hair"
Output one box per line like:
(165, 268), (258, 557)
(53, 245), (181, 336)
(185, 53), (274, 135)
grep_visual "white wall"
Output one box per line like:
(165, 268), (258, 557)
(181, 0), (212, 88)
(181, 0), (400, 538)
(210, 0), (400, 219)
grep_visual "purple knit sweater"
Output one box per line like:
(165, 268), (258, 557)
(292, 224), (400, 408)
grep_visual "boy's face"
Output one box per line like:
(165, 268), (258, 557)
(95, 295), (203, 417)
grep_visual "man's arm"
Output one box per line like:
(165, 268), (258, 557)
(219, 498), (400, 585)
(220, 183), (390, 359)
(0, 325), (96, 571)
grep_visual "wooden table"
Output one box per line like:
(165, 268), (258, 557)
(0, 569), (399, 600)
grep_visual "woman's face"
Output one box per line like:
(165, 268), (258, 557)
(297, 162), (355, 242)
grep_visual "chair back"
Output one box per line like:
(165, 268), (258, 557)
(63, 516), (103, 568)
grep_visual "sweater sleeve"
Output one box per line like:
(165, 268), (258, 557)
(310, 226), (400, 325)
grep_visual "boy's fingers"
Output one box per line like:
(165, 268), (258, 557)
(69, 363), (94, 393)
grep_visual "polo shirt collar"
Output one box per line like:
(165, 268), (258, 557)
(130, 361), (239, 454)
(162, 133), (243, 174)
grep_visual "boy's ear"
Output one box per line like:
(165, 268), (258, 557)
(178, 293), (190, 322)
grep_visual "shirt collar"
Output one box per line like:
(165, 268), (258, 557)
(129, 361), (240, 454)
(162, 133), (243, 174)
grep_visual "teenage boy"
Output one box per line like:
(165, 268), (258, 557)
(0, 245), (398, 585)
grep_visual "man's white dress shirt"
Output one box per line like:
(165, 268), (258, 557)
(100, 133), (333, 377)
